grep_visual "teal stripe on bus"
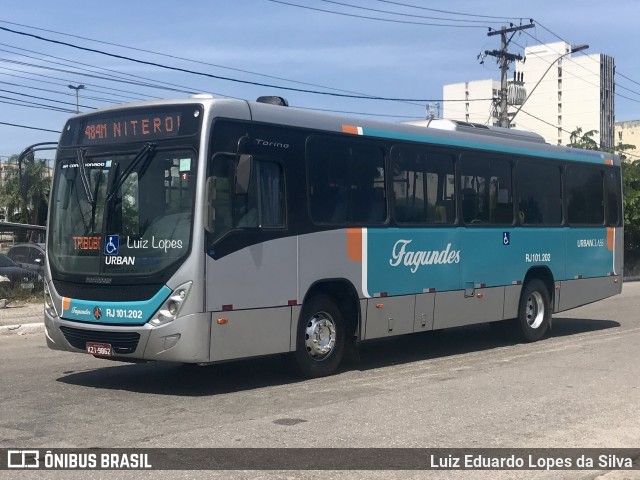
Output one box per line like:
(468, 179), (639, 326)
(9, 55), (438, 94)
(61, 285), (171, 325)
(365, 227), (613, 297)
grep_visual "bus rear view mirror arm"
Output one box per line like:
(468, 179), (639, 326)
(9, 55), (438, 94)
(235, 154), (253, 195)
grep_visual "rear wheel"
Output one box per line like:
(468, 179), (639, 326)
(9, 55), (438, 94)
(516, 279), (551, 342)
(294, 295), (345, 378)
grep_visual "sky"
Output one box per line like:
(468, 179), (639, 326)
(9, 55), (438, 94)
(1, 0), (639, 160)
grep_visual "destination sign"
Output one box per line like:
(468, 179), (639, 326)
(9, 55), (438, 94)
(60, 105), (202, 147)
(83, 113), (181, 142)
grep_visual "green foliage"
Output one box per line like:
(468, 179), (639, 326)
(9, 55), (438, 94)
(568, 127), (600, 150)
(622, 161), (640, 268)
(0, 153), (50, 225)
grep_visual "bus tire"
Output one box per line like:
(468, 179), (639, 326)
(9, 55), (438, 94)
(516, 279), (551, 342)
(294, 294), (345, 378)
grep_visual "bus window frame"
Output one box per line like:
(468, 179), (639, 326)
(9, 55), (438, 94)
(206, 151), (289, 242)
(564, 163), (606, 227)
(603, 165), (623, 228)
(389, 143), (457, 227)
(514, 157), (564, 228)
(458, 152), (515, 227)
(305, 134), (389, 227)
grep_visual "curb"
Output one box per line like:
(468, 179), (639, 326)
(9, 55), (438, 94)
(0, 323), (45, 336)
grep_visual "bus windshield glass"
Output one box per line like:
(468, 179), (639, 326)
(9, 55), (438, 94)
(48, 146), (197, 277)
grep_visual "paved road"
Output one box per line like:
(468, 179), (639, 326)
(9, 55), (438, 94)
(1, 284), (639, 479)
(0, 302), (42, 327)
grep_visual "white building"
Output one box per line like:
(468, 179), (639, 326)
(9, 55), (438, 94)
(615, 120), (640, 160)
(442, 42), (615, 148)
(442, 79), (499, 126)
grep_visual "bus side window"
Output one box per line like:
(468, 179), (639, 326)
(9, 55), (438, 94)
(207, 153), (286, 237)
(238, 161), (285, 228)
(307, 136), (385, 225)
(460, 156), (512, 225)
(566, 165), (604, 225)
(391, 145), (454, 225)
(516, 160), (562, 226)
(604, 168), (621, 226)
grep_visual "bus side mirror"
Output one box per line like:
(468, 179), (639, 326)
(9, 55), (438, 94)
(234, 154), (253, 195)
(204, 176), (216, 233)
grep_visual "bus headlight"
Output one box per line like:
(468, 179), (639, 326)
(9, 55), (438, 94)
(149, 281), (192, 326)
(44, 282), (58, 318)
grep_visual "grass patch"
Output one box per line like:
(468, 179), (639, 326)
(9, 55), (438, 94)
(0, 285), (44, 305)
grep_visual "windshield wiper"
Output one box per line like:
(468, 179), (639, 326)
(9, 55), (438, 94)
(76, 148), (94, 204)
(106, 142), (156, 202)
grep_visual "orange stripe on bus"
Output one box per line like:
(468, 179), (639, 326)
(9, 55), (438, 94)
(346, 228), (362, 262)
(342, 125), (359, 135)
(607, 227), (614, 251)
(62, 297), (71, 312)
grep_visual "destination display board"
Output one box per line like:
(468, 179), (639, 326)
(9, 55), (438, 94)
(59, 105), (203, 146)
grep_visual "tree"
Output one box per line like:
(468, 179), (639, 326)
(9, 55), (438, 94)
(622, 160), (640, 272)
(568, 127), (600, 150)
(0, 153), (50, 225)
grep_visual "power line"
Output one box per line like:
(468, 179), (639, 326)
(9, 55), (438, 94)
(616, 71), (640, 90)
(297, 105), (418, 118)
(530, 19), (640, 95)
(531, 19), (566, 43)
(512, 39), (603, 91)
(0, 24), (494, 102)
(0, 87), (97, 110)
(318, 0), (505, 24)
(0, 59), (453, 119)
(517, 107), (573, 136)
(0, 42), (219, 100)
(0, 80), (121, 104)
(519, 30), (640, 104)
(0, 97), (75, 113)
(268, 0), (491, 28)
(0, 56), (194, 95)
(0, 47), (434, 120)
(485, 22), (535, 127)
(0, 120), (60, 133)
(373, 0), (526, 20)
(0, 19), (422, 107)
(0, 67), (156, 101)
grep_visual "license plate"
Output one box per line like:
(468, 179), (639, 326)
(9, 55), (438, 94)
(86, 342), (112, 357)
(20, 283), (34, 290)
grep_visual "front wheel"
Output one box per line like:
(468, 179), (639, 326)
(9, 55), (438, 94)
(293, 295), (345, 378)
(516, 279), (551, 342)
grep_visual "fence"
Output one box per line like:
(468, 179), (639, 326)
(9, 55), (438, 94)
(0, 221), (46, 250)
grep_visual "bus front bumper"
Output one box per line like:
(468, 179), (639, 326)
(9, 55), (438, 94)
(44, 311), (211, 363)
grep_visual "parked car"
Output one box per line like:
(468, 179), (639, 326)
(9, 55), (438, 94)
(0, 253), (40, 294)
(6, 243), (45, 275)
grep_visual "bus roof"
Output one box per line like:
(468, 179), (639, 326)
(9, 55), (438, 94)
(65, 95), (620, 166)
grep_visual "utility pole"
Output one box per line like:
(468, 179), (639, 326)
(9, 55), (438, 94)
(485, 22), (534, 128)
(426, 102), (440, 119)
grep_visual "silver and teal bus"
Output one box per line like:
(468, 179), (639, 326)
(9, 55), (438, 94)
(44, 95), (623, 377)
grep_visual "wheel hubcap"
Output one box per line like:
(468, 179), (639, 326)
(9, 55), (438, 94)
(526, 291), (545, 329)
(304, 311), (336, 361)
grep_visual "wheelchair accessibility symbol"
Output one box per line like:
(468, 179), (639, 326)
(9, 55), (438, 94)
(104, 235), (119, 256)
(503, 232), (510, 246)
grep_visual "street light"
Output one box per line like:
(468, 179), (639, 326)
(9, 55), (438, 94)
(67, 84), (85, 113)
(510, 44), (589, 125)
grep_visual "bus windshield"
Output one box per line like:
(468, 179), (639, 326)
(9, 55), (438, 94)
(48, 145), (197, 277)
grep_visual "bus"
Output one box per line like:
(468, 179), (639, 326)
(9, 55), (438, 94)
(43, 95), (623, 377)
